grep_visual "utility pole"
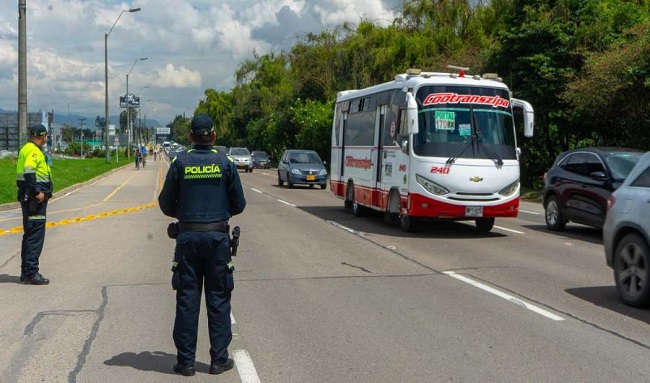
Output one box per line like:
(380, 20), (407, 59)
(79, 117), (86, 157)
(18, 0), (27, 145)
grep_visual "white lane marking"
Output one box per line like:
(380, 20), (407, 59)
(494, 225), (525, 234)
(444, 271), (564, 321)
(327, 220), (363, 236)
(231, 313), (237, 324)
(233, 349), (262, 383)
(250, 188), (263, 194)
(519, 209), (540, 215)
(277, 199), (296, 207)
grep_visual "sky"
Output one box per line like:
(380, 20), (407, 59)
(0, 0), (401, 127)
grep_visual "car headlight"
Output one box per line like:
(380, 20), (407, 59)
(416, 174), (449, 195)
(318, 169), (327, 176)
(498, 180), (519, 197)
(291, 168), (302, 175)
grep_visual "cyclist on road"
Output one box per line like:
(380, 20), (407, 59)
(135, 148), (142, 169)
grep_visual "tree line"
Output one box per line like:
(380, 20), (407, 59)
(165, 0), (650, 187)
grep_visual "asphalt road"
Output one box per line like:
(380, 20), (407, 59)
(0, 157), (649, 383)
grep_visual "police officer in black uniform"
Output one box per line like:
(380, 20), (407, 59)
(158, 114), (246, 376)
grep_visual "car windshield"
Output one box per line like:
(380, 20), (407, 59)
(230, 148), (250, 155)
(289, 152), (321, 164)
(605, 152), (643, 180)
(253, 152), (269, 160)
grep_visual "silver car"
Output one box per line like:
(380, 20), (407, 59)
(228, 147), (253, 172)
(603, 151), (650, 307)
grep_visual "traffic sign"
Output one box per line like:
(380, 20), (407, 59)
(114, 137), (120, 145)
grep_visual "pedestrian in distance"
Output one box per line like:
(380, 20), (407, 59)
(158, 113), (246, 377)
(16, 124), (53, 285)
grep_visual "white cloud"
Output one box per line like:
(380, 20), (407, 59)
(155, 63), (202, 88)
(0, 0), (399, 125)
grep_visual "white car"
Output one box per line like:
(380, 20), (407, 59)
(228, 147), (253, 172)
(603, 151), (650, 307)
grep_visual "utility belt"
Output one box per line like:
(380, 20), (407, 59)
(178, 221), (229, 233)
(167, 221), (228, 238)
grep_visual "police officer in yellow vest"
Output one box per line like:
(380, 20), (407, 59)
(16, 124), (53, 285)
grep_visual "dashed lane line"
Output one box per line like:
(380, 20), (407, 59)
(493, 225), (525, 234)
(233, 349), (262, 383)
(444, 271), (564, 321)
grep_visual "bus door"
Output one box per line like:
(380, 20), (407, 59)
(339, 111), (348, 183)
(371, 105), (386, 207)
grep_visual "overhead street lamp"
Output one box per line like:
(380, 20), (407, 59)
(126, 57), (147, 158)
(104, 7), (141, 163)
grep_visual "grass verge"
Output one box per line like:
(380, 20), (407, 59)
(1, 156), (132, 205)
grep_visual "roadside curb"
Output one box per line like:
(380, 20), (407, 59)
(0, 163), (132, 212)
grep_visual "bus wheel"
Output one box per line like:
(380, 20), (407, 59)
(344, 182), (354, 209)
(400, 214), (417, 232)
(384, 191), (400, 224)
(475, 217), (495, 232)
(384, 210), (399, 224)
(352, 199), (365, 217)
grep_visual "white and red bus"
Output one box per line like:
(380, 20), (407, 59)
(330, 67), (534, 232)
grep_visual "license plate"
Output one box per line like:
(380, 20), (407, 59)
(465, 206), (483, 217)
(306, 175), (316, 181)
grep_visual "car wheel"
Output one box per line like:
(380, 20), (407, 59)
(309, 184), (314, 188)
(249, 168), (253, 173)
(545, 195), (566, 231)
(614, 233), (650, 308)
(475, 217), (495, 232)
(288, 176), (294, 189)
(320, 184), (327, 190)
(278, 172), (284, 186)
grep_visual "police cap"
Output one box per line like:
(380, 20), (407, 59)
(30, 124), (48, 136)
(190, 114), (214, 137)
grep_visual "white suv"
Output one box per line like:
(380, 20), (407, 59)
(603, 151), (650, 307)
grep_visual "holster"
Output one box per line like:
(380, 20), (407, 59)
(28, 196), (39, 214)
(171, 255), (180, 290)
(167, 222), (178, 239)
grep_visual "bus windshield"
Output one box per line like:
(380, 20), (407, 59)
(413, 86), (517, 160)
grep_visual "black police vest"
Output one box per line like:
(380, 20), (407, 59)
(174, 148), (233, 223)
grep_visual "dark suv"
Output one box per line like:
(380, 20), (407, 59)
(542, 147), (643, 231)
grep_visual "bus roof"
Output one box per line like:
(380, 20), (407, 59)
(336, 70), (510, 102)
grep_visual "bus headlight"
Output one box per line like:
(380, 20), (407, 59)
(498, 180), (519, 197)
(416, 174), (450, 196)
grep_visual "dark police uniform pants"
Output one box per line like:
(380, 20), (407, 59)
(20, 198), (48, 278)
(173, 230), (234, 366)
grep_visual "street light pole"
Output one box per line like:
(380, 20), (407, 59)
(104, 7), (141, 163)
(126, 57), (147, 159)
(18, 0), (27, 145)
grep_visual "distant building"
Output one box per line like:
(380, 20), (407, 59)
(0, 112), (43, 151)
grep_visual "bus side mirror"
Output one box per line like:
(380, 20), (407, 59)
(405, 92), (419, 135)
(512, 98), (534, 138)
(401, 140), (409, 154)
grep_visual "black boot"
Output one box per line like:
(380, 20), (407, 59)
(173, 363), (195, 376)
(209, 358), (234, 375)
(24, 273), (49, 285)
